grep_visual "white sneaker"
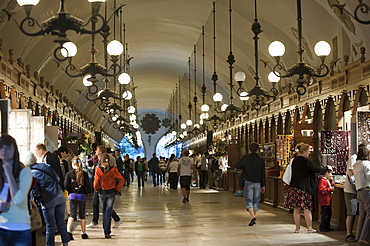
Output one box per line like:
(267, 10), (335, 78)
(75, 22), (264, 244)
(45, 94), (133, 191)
(113, 219), (123, 228)
(87, 222), (98, 228)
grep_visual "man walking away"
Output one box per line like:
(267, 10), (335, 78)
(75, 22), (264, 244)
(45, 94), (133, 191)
(236, 143), (266, 226)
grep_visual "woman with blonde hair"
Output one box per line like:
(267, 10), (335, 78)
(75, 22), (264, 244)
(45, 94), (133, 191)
(285, 142), (328, 233)
(64, 156), (91, 240)
(94, 153), (124, 238)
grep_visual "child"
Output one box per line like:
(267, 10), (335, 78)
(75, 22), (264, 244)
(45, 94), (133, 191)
(317, 166), (334, 232)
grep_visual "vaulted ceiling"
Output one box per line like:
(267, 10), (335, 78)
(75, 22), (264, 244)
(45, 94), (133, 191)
(0, 0), (369, 142)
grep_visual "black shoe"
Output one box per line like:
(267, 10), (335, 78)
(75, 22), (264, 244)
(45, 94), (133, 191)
(345, 235), (356, 242)
(105, 235), (111, 239)
(81, 233), (88, 239)
(248, 217), (256, 226)
(182, 197), (187, 203)
(68, 232), (74, 240)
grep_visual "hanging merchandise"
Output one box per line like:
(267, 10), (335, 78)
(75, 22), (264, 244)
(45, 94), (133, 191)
(357, 111), (370, 144)
(320, 131), (349, 174)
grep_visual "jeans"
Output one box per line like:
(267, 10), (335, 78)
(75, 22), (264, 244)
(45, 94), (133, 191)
(92, 190), (120, 224)
(99, 193), (116, 236)
(42, 201), (69, 246)
(137, 171), (145, 187)
(0, 228), (31, 246)
(244, 180), (261, 212)
(152, 171), (158, 186)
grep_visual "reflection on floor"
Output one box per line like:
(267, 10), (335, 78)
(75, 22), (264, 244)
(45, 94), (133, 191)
(38, 179), (352, 246)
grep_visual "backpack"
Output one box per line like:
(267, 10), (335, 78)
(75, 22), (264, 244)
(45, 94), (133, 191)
(211, 159), (219, 172)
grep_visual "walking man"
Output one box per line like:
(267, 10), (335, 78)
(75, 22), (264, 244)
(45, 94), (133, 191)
(178, 149), (195, 203)
(236, 143), (265, 226)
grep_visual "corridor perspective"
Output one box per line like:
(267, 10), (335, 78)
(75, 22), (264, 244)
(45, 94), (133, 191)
(46, 180), (349, 246)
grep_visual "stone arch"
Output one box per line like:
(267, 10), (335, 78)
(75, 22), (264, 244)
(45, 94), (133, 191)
(352, 87), (369, 115)
(293, 107), (300, 124)
(277, 113), (283, 135)
(265, 117), (269, 143)
(284, 111), (292, 135)
(271, 116), (276, 142)
(259, 120), (264, 144)
(337, 92), (351, 130)
(324, 97), (337, 131)
(312, 100), (323, 164)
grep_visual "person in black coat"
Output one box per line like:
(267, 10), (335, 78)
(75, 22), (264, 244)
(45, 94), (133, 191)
(236, 143), (265, 227)
(284, 142), (328, 233)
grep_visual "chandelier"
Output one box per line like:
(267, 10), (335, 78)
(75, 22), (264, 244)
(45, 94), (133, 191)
(11, 0), (107, 57)
(233, 0), (279, 111)
(268, 0), (331, 96)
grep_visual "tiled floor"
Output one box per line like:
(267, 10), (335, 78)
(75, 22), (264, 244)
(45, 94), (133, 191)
(40, 179), (354, 246)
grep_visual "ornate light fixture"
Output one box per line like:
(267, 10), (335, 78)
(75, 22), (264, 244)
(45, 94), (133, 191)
(234, 0), (279, 111)
(11, 0), (107, 57)
(331, 1), (370, 25)
(268, 0), (331, 95)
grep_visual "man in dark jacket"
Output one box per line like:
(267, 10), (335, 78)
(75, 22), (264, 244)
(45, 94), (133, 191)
(35, 143), (65, 191)
(236, 143), (265, 227)
(148, 153), (160, 187)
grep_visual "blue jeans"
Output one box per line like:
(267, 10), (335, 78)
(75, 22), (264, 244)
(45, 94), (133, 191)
(244, 180), (261, 212)
(0, 228), (31, 246)
(42, 201), (70, 246)
(99, 193), (116, 236)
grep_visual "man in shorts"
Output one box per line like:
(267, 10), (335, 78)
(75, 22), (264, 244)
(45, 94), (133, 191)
(178, 149), (195, 203)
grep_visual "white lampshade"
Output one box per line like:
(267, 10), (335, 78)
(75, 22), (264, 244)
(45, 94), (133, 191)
(133, 123), (139, 129)
(194, 124), (200, 129)
(200, 112), (209, 120)
(268, 71), (280, 83)
(129, 114), (136, 121)
(239, 91), (249, 101)
(201, 104), (209, 112)
(127, 106), (135, 114)
(268, 40), (285, 57)
(118, 72), (130, 84)
(314, 41), (331, 57)
(221, 104), (228, 111)
(17, 0), (40, 6)
(213, 92), (223, 102)
(234, 71), (246, 82)
(61, 42), (77, 57)
(200, 119), (204, 125)
(186, 119), (192, 126)
(107, 40), (124, 56)
(181, 123), (187, 129)
(172, 130), (176, 136)
(183, 131), (188, 136)
(88, 0), (106, 2)
(83, 75), (93, 86)
(180, 134), (184, 139)
(111, 115), (118, 121)
(122, 91), (132, 100)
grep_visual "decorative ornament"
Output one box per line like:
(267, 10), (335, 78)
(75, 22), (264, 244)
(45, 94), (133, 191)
(161, 118), (171, 128)
(140, 113), (161, 134)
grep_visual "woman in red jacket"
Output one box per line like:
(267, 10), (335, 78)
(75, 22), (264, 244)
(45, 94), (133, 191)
(317, 166), (334, 232)
(94, 153), (124, 238)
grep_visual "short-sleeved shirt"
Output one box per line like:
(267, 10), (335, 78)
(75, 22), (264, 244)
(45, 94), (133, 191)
(179, 157), (193, 176)
(344, 154), (357, 194)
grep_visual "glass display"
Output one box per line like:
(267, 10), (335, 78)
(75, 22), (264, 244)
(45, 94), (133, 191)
(9, 109), (31, 153)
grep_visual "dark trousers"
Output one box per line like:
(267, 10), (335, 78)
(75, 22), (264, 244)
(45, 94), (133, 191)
(200, 170), (208, 189)
(137, 171), (145, 187)
(169, 172), (178, 189)
(320, 205), (332, 231)
(92, 190), (120, 224)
